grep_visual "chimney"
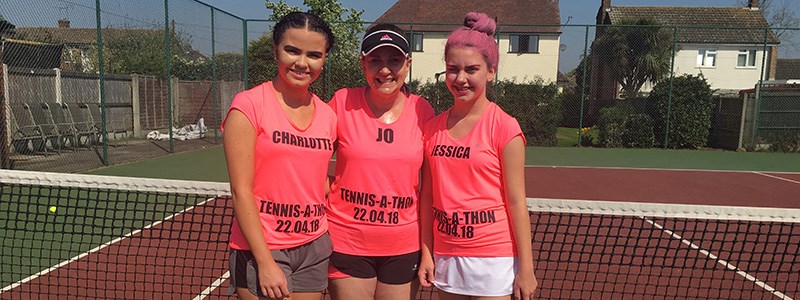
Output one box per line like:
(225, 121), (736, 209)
(58, 18), (70, 28)
(597, 0), (612, 25)
(748, 0), (760, 10)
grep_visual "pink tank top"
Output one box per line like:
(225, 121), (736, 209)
(423, 102), (525, 257)
(223, 82), (337, 250)
(327, 87), (434, 256)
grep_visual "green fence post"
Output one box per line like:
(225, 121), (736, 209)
(164, 0), (174, 153)
(96, 0), (108, 165)
(408, 22), (413, 88)
(211, 7), (218, 143)
(243, 20), (249, 89)
(578, 25), (589, 147)
(753, 27), (770, 147)
(664, 26), (678, 148)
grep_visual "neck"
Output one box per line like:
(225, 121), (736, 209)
(450, 95), (489, 120)
(273, 77), (311, 107)
(365, 87), (405, 114)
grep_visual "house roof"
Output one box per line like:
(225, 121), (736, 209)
(605, 6), (779, 44)
(776, 59), (800, 80)
(375, 0), (560, 34)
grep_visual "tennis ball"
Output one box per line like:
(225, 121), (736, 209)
(49, 206), (57, 213)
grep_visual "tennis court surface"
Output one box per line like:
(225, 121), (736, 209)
(1, 166), (799, 299)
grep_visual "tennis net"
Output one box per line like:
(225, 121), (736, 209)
(1, 170), (799, 299)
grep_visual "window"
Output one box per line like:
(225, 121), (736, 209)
(411, 33), (423, 52)
(697, 49), (717, 67)
(737, 49), (757, 67)
(509, 34), (539, 53)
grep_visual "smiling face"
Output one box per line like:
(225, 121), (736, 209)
(273, 28), (328, 91)
(444, 46), (495, 103)
(361, 46), (410, 97)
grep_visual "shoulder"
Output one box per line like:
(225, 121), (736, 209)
(329, 87), (365, 110)
(331, 87), (365, 102)
(313, 94), (337, 121)
(231, 82), (272, 114)
(236, 82), (271, 101)
(408, 93), (435, 120)
(422, 109), (447, 134)
(487, 102), (517, 126)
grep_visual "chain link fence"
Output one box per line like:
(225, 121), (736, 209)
(1, 0), (245, 172)
(2, 2), (799, 172)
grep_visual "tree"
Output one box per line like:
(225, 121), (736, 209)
(591, 18), (674, 98)
(261, 0), (367, 98)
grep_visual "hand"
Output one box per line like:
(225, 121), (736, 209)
(417, 255), (435, 288)
(513, 270), (537, 300)
(257, 259), (289, 299)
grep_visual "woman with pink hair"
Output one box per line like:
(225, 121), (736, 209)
(418, 12), (538, 300)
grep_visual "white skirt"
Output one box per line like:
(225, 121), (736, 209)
(433, 255), (518, 296)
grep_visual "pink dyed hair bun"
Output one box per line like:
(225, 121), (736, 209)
(463, 12), (496, 37)
(445, 11), (499, 70)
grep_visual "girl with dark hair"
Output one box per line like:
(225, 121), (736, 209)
(418, 12), (538, 300)
(222, 11), (336, 300)
(325, 23), (435, 300)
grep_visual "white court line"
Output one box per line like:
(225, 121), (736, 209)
(0, 197), (217, 293)
(754, 172), (800, 185)
(643, 217), (793, 300)
(193, 271), (230, 300)
(525, 165), (800, 175)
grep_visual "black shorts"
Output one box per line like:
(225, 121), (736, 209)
(329, 250), (420, 284)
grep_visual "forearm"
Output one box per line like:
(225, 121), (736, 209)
(508, 196), (535, 271)
(232, 192), (274, 264)
(419, 158), (434, 258)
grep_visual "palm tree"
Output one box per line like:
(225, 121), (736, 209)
(592, 18), (674, 98)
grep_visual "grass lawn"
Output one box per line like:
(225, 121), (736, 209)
(556, 127), (598, 147)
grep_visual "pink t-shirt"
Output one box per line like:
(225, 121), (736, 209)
(222, 82), (336, 250)
(423, 102), (525, 257)
(327, 87), (435, 256)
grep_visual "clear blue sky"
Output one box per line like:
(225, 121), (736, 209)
(199, 0), (798, 72)
(1, 0), (795, 72)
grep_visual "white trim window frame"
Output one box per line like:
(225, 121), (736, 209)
(411, 33), (423, 52)
(737, 49), (757, 68)
(509, 34), (539, 53)
(697, 48), (717, 67)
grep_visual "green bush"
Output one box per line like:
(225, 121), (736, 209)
(768, 132), (800, 153)
(622, 113), (655, 148)
(414, 81), (452, 115)
(649, 74), (715, 149)
(597, 104), (632, 148)
(493, 80), (562, 147)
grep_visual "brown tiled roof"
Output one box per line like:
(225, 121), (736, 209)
(375, 0), (560, 34)
(776, 59), (800, 80)
(606, 6), (779, 44)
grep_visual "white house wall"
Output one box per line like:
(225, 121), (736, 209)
(497, 34), (560, 84)
(408, 33), (449, 84)
(640, 44), (767, 93)
(407, 33), (560, 84)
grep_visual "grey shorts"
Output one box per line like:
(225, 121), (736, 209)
(227, 233), (333, 297)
